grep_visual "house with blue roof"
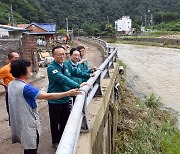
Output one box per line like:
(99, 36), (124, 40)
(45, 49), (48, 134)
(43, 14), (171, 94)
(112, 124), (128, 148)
(18, 22), (57, 41)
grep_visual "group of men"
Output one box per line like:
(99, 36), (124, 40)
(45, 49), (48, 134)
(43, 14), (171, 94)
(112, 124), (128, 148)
(47, 45), (96, 148)
(0, 45), (96, 153)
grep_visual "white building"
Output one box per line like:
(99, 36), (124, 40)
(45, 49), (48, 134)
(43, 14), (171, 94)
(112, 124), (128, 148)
(115, 16), (132, 34)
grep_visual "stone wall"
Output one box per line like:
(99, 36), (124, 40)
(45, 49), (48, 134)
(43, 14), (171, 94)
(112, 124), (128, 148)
(0, 34), (38, 73)
(0, 39), (21, 67)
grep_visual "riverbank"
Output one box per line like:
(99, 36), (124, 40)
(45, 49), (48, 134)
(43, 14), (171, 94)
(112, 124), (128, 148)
(116, 40), (180, 49)
(103, 34), (180, 49)
(110, 43), (180, 153)
(115, 76), (180, 153)
(113, 44), (180, 128)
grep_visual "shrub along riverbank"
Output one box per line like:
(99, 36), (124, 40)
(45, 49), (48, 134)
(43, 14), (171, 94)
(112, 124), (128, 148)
(114, 62), (180, 154)
(103, 31), (180, 49)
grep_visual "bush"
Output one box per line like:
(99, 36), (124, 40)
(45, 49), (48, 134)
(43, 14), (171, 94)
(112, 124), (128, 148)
(153, 20), (180, 31)
(114, 80), (180, 154)
(145, 93), (162, 108)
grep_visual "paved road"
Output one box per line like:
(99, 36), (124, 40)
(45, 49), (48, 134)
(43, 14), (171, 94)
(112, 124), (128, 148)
(110, 43), (180, 128)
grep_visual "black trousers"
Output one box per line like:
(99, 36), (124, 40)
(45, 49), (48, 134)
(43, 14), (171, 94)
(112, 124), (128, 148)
(5, 92), (10, 125)
(48, 103), (71, 144)
(24, 131), (39, 154)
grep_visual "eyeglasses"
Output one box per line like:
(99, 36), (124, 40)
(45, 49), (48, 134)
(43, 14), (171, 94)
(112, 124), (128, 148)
(54, 53), (66, 57)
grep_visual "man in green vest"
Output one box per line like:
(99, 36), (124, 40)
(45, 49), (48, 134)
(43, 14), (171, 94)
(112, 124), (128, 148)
(64, 48), (91, 84)
(47, 46), (92, 148)
(77, 46), (97, 82)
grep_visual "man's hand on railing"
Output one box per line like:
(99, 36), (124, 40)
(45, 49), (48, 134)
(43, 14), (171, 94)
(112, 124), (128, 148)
(90, 72), (95, 77)
(68, 89), (82, 96)
(80, 82), (90, 87)
(92, 66), (97, 72)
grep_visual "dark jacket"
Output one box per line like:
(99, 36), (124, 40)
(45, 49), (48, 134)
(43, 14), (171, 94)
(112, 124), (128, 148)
(47, 60), (90, 104)
(64, 59), (90, 84)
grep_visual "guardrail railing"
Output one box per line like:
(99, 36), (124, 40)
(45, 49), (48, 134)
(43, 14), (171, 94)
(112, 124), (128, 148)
(77, 36), (109, 55)
(56, 39), (117, 154)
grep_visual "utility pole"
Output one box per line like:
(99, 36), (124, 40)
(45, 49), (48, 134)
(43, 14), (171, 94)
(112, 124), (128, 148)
(141, 16), (143, 26)
(66, 18), (69, 33)
(107, 16), (109, 24)
(10, 5), (15, 26)
(8, 13), (11, 25)
(150, 13), (153, 26)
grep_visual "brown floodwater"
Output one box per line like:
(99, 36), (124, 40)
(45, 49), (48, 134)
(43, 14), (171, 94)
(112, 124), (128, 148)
(111, 44), (180, 128)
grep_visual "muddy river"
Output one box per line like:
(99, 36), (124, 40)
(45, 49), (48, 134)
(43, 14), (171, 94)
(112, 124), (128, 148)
(111, 44), (180, 128)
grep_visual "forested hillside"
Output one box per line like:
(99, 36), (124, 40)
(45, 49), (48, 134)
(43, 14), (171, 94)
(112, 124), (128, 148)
(0, 0), (180, 30)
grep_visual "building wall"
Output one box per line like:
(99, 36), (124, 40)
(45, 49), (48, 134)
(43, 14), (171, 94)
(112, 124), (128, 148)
(27, 25), (46, 33)
(0, 28), (9, 37)
(9, 31), (23, 39)
(115, 16), (132, 32)
(21, 34), (39, 73)
(44, 34), (55, 42)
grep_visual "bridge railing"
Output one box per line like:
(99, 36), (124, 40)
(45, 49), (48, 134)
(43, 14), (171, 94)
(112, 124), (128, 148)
(56, 39), (117, 154)
(77, 36), (109, 55)
(87, 37), (108, 53)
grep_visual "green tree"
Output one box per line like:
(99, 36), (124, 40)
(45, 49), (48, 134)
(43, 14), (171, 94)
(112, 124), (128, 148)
(82, 22), (94, 36)
(58, 29), (67, 35)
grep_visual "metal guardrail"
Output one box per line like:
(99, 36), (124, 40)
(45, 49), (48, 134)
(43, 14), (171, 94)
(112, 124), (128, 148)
(87, 37), (108, 53)
(77, 36), (109, 55)
(56, 39), (117, 154)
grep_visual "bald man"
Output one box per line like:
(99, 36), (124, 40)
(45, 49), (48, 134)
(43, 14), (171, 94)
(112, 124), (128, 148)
(0, 51), (20, 124)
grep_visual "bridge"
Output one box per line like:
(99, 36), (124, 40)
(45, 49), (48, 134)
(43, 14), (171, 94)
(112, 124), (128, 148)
(56, 37), (120, 154)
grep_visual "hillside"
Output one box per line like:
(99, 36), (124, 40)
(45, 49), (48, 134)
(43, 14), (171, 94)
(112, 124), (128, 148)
(0, 0), (49, 24)
(0, 0), (180, 29)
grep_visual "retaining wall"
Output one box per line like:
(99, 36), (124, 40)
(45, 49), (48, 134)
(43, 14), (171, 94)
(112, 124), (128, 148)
(117, 37), (180, 45)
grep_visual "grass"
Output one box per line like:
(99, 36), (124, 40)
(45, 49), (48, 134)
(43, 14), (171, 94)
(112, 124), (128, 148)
(116, 31), (180, 38)
(114, 78), (180, 154)
(118, 60), (126, 82)
(162, 131), (180, 154)
(103, 38), (117, 43)
(145, 93), (162, 108)
(118, 60), (126, 70)
(147, 31), (180, 37)
(115, 40), (180, 49)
